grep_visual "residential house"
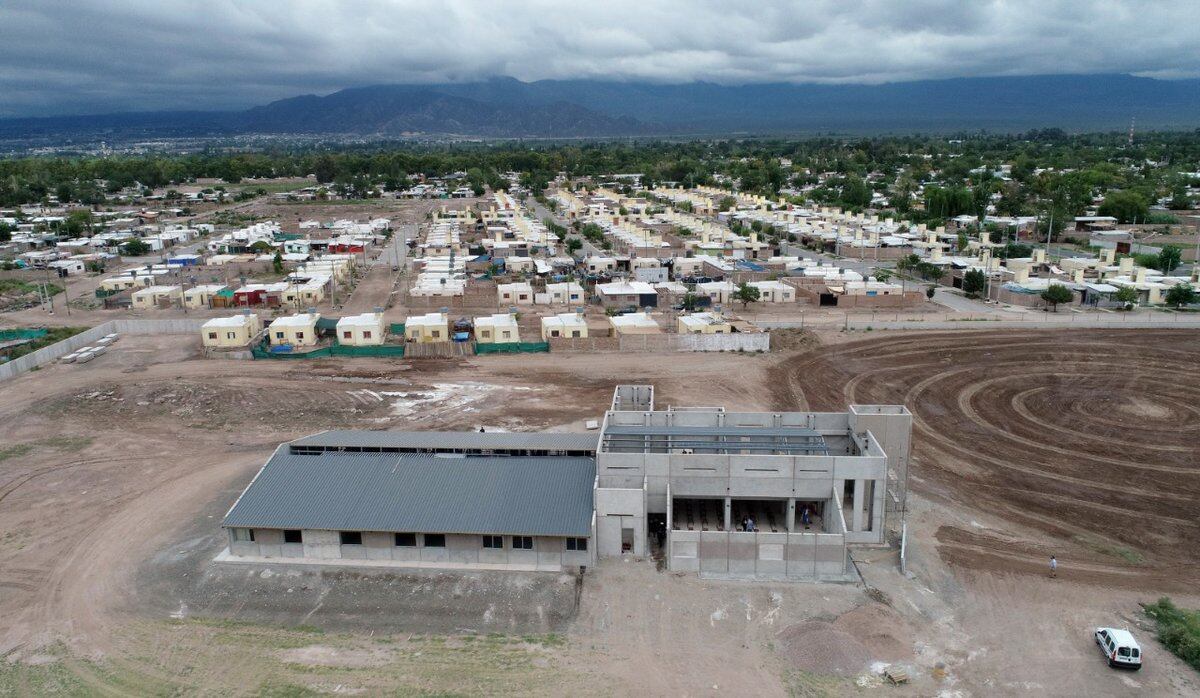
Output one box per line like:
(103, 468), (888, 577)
(201, 314), (262, 348)
(474, 314), (521, 344)
(336, 312), (386, 346)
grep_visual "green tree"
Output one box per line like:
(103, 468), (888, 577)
(1097, 190), (1150, 224)
(121, 239), (150, 256)
(1040, 283), (1074, 311)
(1158, 246), (1183, 274)
(839, 176), (872, 208)
(956, 230), (969, 252)
(564, 237), (583, 255)
(872, 268), (892, 283)
(734, 282), (761, 309)
(1164, 283), (1196, 308)
(681, 292), (701, 312)
(272, 250), (284, 274)
(962, 269), (987, 298)
(1113, 286), (1139, 308)
(63, 209), (94, 238)
(312, 155), (337, 184)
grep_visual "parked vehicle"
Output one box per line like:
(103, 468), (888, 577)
(1095, 627), (1142, 670)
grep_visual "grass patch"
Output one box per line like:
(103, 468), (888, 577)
(1142, 598), (1200, 671)
(0, 436), (93, 464)
(0, 443), (34, 462)
(0, 279), (64, 296)
(0, 326), (87, 362)
(1074, 534), (1144, 565)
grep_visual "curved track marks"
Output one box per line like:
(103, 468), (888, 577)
(773, 329), (1200, 585)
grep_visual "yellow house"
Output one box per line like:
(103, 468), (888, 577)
(268, 313), (320, 347)
(201, 314), (262, 348)
(131, 285), (183, 309)
(540, 313), (588, 340)
(676, 312), (731, 334)
(183, 284), (227, 309)
(404, 312), (449, 343)
(336, 312), (385, 346)
(474, 313), (520, 344)
(608, 312), (660, 336)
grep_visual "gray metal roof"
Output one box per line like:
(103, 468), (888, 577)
(290, 430), (599, 453)
(603, 425), (822, 438)
(224, 451), (595, 537)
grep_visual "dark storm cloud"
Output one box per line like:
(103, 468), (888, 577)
(1, 0), (1197, 116)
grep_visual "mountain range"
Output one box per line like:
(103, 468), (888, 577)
(3, 74), (1199, 141)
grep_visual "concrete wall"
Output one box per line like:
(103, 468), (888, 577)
(226, 528), (593, 571)
(667, 528), (847, 580)
(594, 484), (647, 557)
(0, 317), (206, 382)
(616, 332), (770, 353)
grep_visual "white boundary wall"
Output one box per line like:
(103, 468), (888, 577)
(0, 318), (206, 382)
(617, 333), (770, 353)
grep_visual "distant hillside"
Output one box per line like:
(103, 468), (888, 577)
(2, 74), (1199, 141)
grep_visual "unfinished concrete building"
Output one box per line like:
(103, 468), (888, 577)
(220, 387), (910, 581)
(593, 385), (911, 580)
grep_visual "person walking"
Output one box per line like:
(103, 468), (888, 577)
(1049, 555), (1057, 578)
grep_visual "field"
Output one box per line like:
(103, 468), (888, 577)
(0, 329), (1198, 695)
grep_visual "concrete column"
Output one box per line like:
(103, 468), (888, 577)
(852, 479), (865, 532)
(724, 497), (732, 531)
(787, 498), (796, 532)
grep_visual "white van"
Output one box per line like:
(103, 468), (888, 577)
(1094, 627), (1142, 670)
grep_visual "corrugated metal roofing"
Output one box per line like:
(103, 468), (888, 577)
(224, 452), (595, 536)
(290, 430), (599, 452)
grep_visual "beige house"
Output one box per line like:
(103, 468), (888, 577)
(405, 312), (450, 343)
(336, 312), (385, 346)
(749, 280), (796, 303)
(545, 282), (585, 305)
(697, 280), (736, 305)
(497, 282), (535, 306)
(676, 312), (731, 334)
(608, 312), (660, 336)
(268, 313), (320, 347)
(541, 313), (589, 340)
(183, 284), (227, 309)
(201, 314), (262, 348)
(474, 313), (520, 344)
(131, 285), (183, 309)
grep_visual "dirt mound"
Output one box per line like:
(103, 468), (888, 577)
(769, 328), (820, 352)
(831, 603), (912, 660)
(777, 619), (871, 678)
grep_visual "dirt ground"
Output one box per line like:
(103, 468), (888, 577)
(1, 329), (1198, 695)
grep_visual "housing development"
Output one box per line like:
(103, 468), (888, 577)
(2, 3), (1200, 694)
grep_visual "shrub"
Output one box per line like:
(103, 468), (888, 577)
(1143, 598), (1200, 671)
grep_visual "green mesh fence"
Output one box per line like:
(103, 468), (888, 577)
(0, 328), (48, 341)
(252, 342), (406, 359)
(474, 341), (550, 354)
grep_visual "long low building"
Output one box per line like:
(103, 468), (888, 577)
(220, 387), (911, 581)
(223, 438), (597, 572)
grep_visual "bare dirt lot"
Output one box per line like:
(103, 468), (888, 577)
(1, 329), (1198, 695)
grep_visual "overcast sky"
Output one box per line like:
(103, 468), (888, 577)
(2, 0), (1198, 117)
